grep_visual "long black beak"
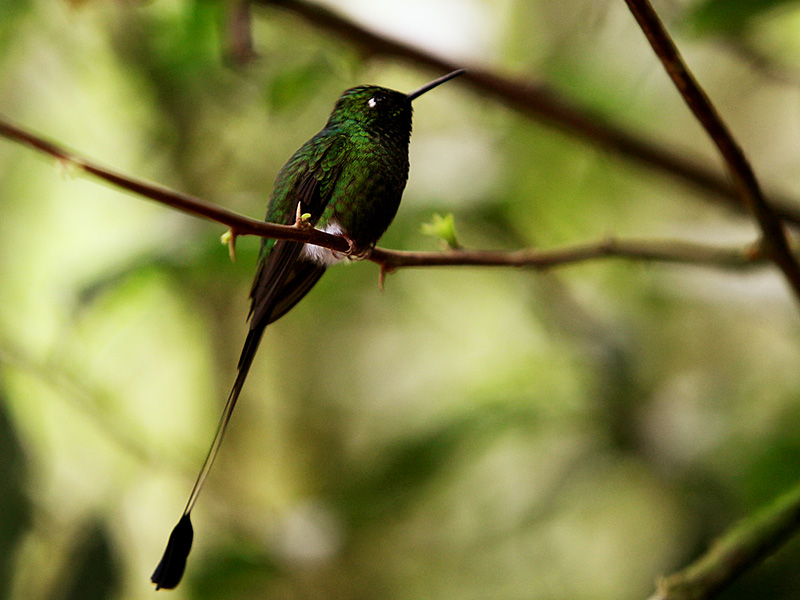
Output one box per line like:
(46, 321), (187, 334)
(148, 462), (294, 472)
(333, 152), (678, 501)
(406, 69), (466, 101)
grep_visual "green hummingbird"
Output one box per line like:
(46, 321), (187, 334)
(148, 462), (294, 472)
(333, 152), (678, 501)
(151, 68), (464, 590)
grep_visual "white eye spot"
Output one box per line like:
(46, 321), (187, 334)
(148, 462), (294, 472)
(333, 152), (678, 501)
(368, 97), (377, 108)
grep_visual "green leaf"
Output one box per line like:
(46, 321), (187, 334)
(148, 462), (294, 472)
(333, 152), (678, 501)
(420, 212), (461, 250)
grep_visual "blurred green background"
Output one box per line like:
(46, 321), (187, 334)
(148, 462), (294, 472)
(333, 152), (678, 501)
(2, 0), (800, 599)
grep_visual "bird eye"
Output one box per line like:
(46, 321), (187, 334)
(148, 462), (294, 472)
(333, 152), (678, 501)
(367, 93), (386, 108)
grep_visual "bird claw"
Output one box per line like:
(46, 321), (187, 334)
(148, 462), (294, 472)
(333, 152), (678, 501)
(344, 237), (373, 261)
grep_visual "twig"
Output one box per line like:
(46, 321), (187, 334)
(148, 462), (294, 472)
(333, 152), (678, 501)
(0, 119), (350, 254)
(224, 0), (257, 66)
(0, 116), (777, 275)
(370, 239), (762, 272)
(256, 0), (800, 227)
(649, 481), (800, 600)
(623, 0), (800, 307)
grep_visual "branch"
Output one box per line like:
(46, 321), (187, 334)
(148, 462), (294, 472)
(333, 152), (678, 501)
(257, 0), (800, 228)
(0, 116), (778, 276)
(649, 481), (800, 600)
(623, 0), (800, 307)
(370, 239), (763, 272)
(0, 119), (350, 254)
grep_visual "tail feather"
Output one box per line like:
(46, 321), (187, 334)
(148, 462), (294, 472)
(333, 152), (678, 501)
(185, 324), (265, 515)
(151, 324), (265, 591)
(154, 237), (324, 588)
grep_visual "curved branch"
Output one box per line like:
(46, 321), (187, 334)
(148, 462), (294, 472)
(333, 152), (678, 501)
(623, 0), (800, 306)
(0, 116), (776, 277)
(257, 0), (800, 227)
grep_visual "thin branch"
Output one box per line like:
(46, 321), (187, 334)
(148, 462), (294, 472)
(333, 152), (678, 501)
(224, 0), (257, 66)
(623, 0), (800, 307)
(257, 0), (800, 227)
(649, 481), (800, 600)
(0, 116), (778, 275)
(370, 239), (763, 272)
(0, 119), (350, 254)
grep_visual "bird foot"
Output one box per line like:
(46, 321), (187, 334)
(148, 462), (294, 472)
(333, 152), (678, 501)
(343, 237), (373, 261)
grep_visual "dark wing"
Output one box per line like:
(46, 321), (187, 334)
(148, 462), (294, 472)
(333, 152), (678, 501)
(248, 170), (328, 329)
(239, 166), (330, 370)
(236, 126), (346, 379)
(258, 259), (326, 324)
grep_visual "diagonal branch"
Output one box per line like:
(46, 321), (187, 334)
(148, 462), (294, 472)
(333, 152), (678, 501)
(648, 481), (800, 600)
(257, 0), (800, 227)
(0, 115), (778, 276)
(0, 119), (350, 254)
(623, 0), (800, 307)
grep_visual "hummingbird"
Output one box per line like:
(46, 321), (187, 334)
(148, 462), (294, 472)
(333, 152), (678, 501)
(151, 68), (465, 590)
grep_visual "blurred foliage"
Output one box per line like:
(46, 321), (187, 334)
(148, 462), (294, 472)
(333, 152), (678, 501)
(420, 212), (461, 249)
(52, 522), (121, 600)
(0, 395), (32, 600)
(3, 0), (800, 599)
(685, 0), (800, 34)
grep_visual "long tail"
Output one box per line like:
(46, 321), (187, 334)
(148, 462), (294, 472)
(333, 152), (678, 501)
(152, 235), (322, 589)
(183, 325), (265, 516)
(151, 324), (265, 590)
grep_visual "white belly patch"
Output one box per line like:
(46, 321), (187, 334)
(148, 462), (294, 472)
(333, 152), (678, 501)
(303, 220), (346, 266)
